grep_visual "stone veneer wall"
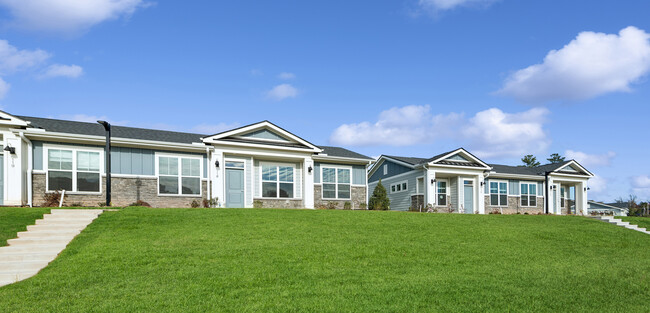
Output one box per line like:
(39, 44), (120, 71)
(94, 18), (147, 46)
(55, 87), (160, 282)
(33, 173), (207, 208)
(253, 199), (304, 209)
(314, 185), (366, 209)
(484, 195), (544, 214)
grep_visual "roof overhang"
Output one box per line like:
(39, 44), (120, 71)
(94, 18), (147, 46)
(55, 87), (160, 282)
(312, 155), (373, 165)
(553, 160), (594, 177)
(0, 110), (29, 127)
(202, 121), (322, 153)
(428, 148), (491, 170)
(367, 155), (415, 177)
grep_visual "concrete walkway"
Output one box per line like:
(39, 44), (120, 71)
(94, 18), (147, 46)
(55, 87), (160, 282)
(0, 209), (103, 287)
(590, 216), (650, 235)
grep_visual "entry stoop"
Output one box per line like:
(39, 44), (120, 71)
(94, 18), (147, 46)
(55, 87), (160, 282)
(590, 216), (650, 235)
(0, 209), (103, 287)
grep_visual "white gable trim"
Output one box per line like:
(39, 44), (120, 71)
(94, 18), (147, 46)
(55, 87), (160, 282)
(554, 160), (593, 177)
(202, 121), (321, 152)
(0, 111), (29, 127)
(429, 148), (491, 169)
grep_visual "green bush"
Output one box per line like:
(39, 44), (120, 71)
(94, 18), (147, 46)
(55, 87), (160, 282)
(253, 200), (263, 208)
(359, 202), (367, 210)
(190, 200), (201, 208)
(369, 179), (390, 210)
(343, 202), (352, 210)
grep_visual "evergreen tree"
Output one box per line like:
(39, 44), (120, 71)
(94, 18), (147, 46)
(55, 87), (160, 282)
(521, 155), (541, 168)
(369, 179), (390, 210)
(547, 153), (565, 164)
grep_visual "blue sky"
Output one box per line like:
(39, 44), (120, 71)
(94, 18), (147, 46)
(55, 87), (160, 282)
(0, 0), (649, 201)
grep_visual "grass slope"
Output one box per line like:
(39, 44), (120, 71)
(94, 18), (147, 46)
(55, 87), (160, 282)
(0, 208), (648, 312)
(620, 216), (650, 230)
(0, 208), (50, 247)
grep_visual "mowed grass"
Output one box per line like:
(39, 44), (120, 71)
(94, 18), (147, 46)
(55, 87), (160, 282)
(621, 216), (650, 230)
(0, 208), (50, 247)
(0, 208), (649, 312)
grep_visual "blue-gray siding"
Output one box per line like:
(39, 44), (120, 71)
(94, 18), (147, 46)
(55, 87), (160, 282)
(368, 169), (424, 211)
(368, 160), (412, 183)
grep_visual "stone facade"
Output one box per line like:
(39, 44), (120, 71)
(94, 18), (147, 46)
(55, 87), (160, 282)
(410, 195), (425, 211)
(314, 185), (367, 209)
(253, 198), (304, 209)
(33, 173), (207, 208)
(484, 195), (544, 214)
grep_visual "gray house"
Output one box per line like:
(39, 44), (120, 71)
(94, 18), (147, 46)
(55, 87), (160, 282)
(368, 148), (593, 215)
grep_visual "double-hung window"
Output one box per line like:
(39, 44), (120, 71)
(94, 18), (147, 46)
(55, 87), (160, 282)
(560, 187), (566, 208)
(390, 181), (407, 194)
(489, 181), (508, 206)
(322, 167), (351, 199)
(158, 156), (201, 195)
(47, 148), (101, 193)
(437, 180), (447, 206)
(520, 182), (537, 207)
(262, 164), (294, 198)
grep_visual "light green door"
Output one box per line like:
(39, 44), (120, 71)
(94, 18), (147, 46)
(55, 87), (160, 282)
(463, 180), (473, 214)
(226, 168), (244, 208)
(0, 154), (3, 205)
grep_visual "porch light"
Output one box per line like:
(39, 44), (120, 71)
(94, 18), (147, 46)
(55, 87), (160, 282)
(215, 160), (220, 168)
(308, 166), (313, 173)
(3, 145), (15, 155)
(584, 187), (590, 191)
(480, 181), (485, 186)
(431, 178), (436, 184)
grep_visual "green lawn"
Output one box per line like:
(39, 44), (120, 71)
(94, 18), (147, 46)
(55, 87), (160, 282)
(620, 216), (650, 230)
(0, 208), (648, 312)
(0, 208), (50, 247)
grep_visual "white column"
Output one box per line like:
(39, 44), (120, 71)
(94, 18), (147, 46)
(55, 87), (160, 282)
(578, 181), (588, 215)
(211, 150), (224, 207)
(546, 177), (554, 214)
(478, 174), (485, 214)
(426, 169), (436, 206)
(303, 158), (314, 209)
(5, 135), (24, 206)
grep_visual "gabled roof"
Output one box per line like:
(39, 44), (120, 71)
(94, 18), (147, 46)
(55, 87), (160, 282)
(488, 164), (541, 176)
(381, 148), (490, 169)
(383, 155), (429, 166)
(605, 202), (630, 209)
(19, 116), (206, 144)
(202, 120), (321, 152)
(0, 110), (29, 127)
(318, 146), (373, 160)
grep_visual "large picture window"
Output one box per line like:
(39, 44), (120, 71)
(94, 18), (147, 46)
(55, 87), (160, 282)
(322, 167), (351, 199)
(520, 182), (537, 207)
(47, 148), (101, 193)
(158, 156), (201, 195)
(262, 164), (294, 198)
(490, 181), (508, 206)
(437, 180), (447, 206)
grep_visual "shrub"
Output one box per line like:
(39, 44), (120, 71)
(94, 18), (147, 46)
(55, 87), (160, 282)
(129, 200), (151, 207)
(190, 200), (201, 208)
(359, 202), (367, 210)
(43, 191), (62, 207)
(369, 179), (390, 210)
(327, 202), (337, 210)
(204, 197), (219, 208)
(343, 202), (352, 210)
(253, 200), (263, 208)
(489, 209), (501, 215)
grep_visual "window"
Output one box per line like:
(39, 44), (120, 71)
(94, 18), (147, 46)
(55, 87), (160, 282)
(520, 182), (537, 207)
(383, 164), (388, 175)
(262, 164), (294, 198)
(437, 180), (447, 206)
(47, 148), (101, 193)
(490, 181), (508, 206)
(158, 156), (201, 195)
(322, 166), (351, 199)
(561, 187), (566, 208)
(390, 181), (408, 194)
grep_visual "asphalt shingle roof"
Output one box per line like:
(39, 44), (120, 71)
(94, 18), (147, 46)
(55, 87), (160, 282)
(318, 146), (373, 160)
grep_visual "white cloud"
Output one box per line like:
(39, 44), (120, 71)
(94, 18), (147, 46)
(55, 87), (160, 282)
(498, 26), (650, 103)
(632, 175), (650, 189)
(191, 123), (240, 135)
(39, 64), (84, 79)
(0, 0), (151, 34)
(266, 84), (299, 101)
(330, 105), (550, 158)
(589, 175), (608, 193)
(418, 0), (497, 11)
(0, 77), (9, 100)
(565, 150), (616, 168)
(278, 72), (295, 80)
(0, 39), (50, 74)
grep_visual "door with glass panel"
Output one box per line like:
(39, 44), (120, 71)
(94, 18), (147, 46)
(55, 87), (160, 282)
(225, 161), (245, 208)
(463, 180), (474, 214)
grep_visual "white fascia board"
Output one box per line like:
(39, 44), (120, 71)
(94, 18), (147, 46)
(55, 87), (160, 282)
(215, 145), (313, 160)
(207, 139), (319, 154)
(549, 172), (592, 180)
(555, 160), (594, 177)
(203, 121), (322, 152)
(427, 165), (486, 177)
(366, 156), (415, 178)
(0, 110), (29, 127)
(311, 155), (373, 165)
(487, 173), (545, 181)
(427, 163), (490, 171)
(428, 148), (491, 169)
(19, 129), (208, 152)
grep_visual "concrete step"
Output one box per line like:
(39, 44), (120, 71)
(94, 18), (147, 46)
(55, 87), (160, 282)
(0, 261), (50, 272)
(41, 214), (97, 221)
(35, 219), (92, 226)
(51, 209), (103, 215)
(0, 244), (67, 254)
(0, 253), (57, 262)
(7, 237), (74, 246)
(27, 224), (86, 232)
(18, 230), (80, 238)
(0, 270), (38, 282)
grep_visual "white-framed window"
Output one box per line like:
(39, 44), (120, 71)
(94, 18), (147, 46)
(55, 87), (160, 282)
(561, 187), (566, 208)
(46, 146), (102, 193)
(262, 163), (295, 198)
(437, 180), (448, 206)
(390, 181), (408, 194)
(489, 180), (508, 206)
(322, 166), (351, 199)
(520, 182), (537, 207)
(383, 164), (388, 175)
(157, 155), (202, 196)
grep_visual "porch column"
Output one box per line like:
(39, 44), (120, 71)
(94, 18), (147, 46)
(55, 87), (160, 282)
(4, 135), (24, 206)
(303, 158), (314, 209)
(478, 174), (485, 214)
(577, 181), (588, 215)
(426, 169), (436, 206)
(546, 177), (554, 214)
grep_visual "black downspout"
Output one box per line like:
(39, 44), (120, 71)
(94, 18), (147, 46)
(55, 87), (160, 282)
(98, 121), (111, 206)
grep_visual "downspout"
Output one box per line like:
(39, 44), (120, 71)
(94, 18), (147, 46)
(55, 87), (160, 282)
(18, 132), (33, 207)
(206, 147), (211, 202)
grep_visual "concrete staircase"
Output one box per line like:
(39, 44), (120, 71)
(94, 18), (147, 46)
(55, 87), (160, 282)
(0, 209), (103, 287)
(590, 216), (650, 235)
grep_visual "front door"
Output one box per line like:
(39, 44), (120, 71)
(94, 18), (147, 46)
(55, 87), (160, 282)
(0, 154), (3, 205)
(226, 168), (244, 208)
(463, 180), (474, 214)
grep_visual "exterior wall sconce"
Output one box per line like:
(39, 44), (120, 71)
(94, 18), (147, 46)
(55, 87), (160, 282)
(480, 181), (485, 186)
(584, 187), (590, 191)
(308, 166), (313, 173)
(431, 178), (436, 184)
(215, 160), (220, 168)
(3, 145), (15, 155)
